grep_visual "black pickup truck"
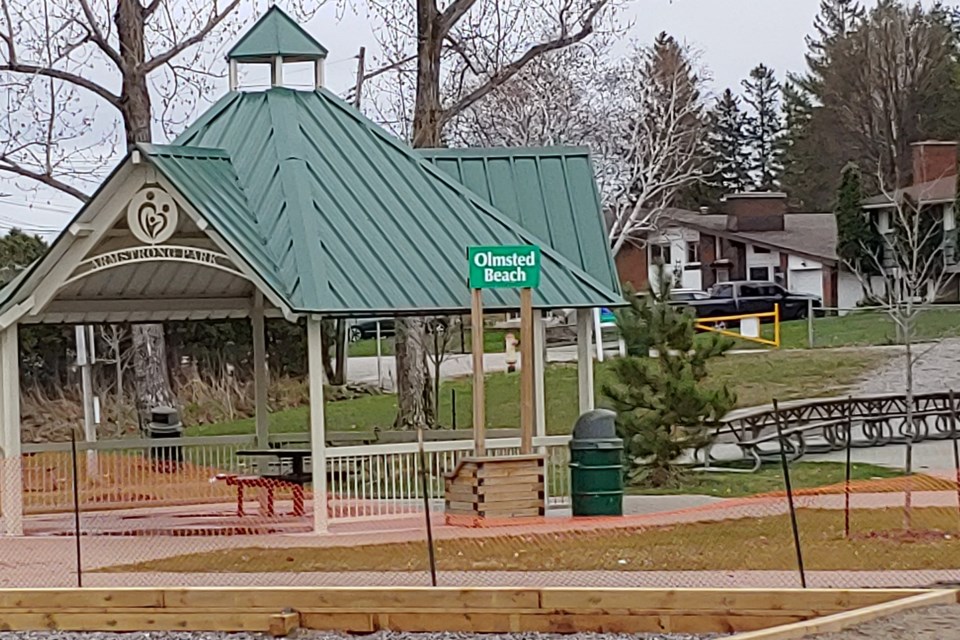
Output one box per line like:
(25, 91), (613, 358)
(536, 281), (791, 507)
(679, 281), (823, 321)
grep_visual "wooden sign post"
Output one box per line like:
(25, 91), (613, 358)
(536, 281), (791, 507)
(467, 245), (541, 456)
(470, 287), (485, 455)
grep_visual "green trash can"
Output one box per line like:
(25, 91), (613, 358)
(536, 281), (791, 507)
(569, 409), (624, 516)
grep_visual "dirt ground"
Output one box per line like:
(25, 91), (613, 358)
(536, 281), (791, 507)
(806, 605), (960, 639)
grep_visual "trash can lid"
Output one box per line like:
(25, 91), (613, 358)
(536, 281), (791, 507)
(572, 408), (617, 439)
(150, 406), (180, 425)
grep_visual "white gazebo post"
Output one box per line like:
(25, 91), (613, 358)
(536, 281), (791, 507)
(306, 315), (328, 533)
(533, 309), (546, 442)
(0, 324), (22, 535)
(576, 309), (595, 413)
(251, 292), (268, 450)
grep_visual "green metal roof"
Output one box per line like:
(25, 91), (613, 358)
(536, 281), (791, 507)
(421, 147), (620, 297)
(166, 87), (621, 315)
(227, 6), (328, 62)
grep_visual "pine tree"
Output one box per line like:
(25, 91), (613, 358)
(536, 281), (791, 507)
(742, 64), (784, 189)
(801, 0), (866, 96)
(603, 267), (735, 488)
(834, 162), (880, 277)
(707, 89), (751, 195)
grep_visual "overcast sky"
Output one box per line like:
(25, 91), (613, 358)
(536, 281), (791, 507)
(0, 0), (936, 237)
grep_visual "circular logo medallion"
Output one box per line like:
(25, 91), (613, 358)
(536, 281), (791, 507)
(126, 188), (178, 244)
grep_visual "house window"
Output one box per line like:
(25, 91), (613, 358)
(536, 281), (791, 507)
(753, 246), (771, 254)
(686, 241), (700, 264)
(650, 243), (672, 265)
(749, 266), (771, 281)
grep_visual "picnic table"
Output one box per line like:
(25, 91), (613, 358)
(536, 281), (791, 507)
(219, 448), (313, 517)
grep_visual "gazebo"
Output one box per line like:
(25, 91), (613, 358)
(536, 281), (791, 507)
(0, 7), (622, 536)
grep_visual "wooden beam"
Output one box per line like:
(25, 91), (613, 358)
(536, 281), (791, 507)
(519, 288), (534, 454)
(724, 589), (958, 640)
(268, 611), (300, 637)
(532, 308), (546, 443)
(471, 288), (485, 454)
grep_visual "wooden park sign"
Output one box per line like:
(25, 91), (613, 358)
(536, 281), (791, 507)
(466, 245), (541, 455)
(443, 245), (546, 525)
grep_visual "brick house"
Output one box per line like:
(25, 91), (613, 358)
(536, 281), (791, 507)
(862, 140), (960, 301)
(614, 192), (858, 309)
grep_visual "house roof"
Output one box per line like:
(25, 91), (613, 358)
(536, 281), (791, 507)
(167, 87), (622, 315)
(862, 176), (955, 208)
(420, 147), (620, 298)
(653, 209), (839, 264)
(227, 6), (329, 62)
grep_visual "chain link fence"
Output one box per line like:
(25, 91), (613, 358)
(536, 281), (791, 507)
(3, 423), (960, 590)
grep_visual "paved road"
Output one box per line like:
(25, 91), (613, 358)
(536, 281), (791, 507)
(346, 346), (587, 390)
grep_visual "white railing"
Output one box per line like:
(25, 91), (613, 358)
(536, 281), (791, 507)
(17, 433), (573, 520)
(324, 435), (572, 521)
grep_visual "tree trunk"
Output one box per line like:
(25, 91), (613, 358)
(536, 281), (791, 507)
(394, 317), (434, 430)
(116, 0), (176, 420)
(392, 0), (444, 430)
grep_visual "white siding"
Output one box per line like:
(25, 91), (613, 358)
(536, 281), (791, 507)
(647, 227), (702, 291)
(745, 243), (780, 282)
(787, 254), (823, 299)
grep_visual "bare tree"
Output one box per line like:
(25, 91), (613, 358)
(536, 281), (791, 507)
(0, 0), (320, 419)
(605, 33), (711, 257)
(447, 45), (623, 203)
(347, 0), (619, 429)
(846, 177), (952, 528)
(421, 316), (460, 424)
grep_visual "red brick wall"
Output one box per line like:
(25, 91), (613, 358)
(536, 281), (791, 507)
(700, 233), (717, 289)
(615, 244), (648, 292)
(912, 141), (957, 184)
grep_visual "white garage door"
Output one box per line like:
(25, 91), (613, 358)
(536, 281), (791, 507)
(789, 268), (823, 298)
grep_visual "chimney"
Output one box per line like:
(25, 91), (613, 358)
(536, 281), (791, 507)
(721, 192), (787, 232)
(911, 140), (957, 185)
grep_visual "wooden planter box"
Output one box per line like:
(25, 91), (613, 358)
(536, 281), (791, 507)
(444, 454), (545, 526)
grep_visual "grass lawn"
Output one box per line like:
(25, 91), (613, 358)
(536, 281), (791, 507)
(627, 462), (902, 498)
(100, 506), (960, 573)
(720, 307), (960, 350)
(348, 328), (508, 357)
(187, 349), (888, 437)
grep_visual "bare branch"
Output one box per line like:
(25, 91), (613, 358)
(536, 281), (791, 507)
(143, 0), (241, 73)
(77, 0), (122, 68)
(0, 155), (89, 201)
(438, 0), (609, 127)
(439, 0), (478, 37)
(143, 0), (164, 17)
(0, 62), (121, 107)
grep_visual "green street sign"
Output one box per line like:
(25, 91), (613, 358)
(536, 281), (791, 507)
(468, 245), (541, 289)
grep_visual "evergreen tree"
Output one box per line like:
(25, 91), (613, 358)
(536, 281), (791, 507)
(834, 162), (881, 277)
(707, 89), (751, 195)
(0, 228), (46, 280)
(741, 64), (784, 189)
(603, 267), (735, 488)
(799, 0), (866, 97)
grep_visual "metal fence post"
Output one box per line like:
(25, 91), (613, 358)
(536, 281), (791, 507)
(773, 398), (807, 588)
(70, 431), (83, 588)
(807, 299), (815, 349)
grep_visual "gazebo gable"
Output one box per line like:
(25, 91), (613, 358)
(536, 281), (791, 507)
(0, 152), (292, 326)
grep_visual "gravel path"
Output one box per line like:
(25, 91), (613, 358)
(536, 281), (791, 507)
(850, 338), (960, 395)
(805, 604), (960, 639)
(0, 633), (714, 640)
